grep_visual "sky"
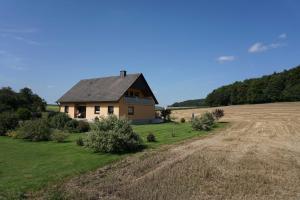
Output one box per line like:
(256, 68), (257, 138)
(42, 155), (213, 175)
(0, 0), (299, 106)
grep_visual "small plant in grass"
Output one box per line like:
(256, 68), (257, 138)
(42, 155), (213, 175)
(171, 127), (176, 137)
(146, 133), (156, 142)
(192, 112), (215, 131)
(16, 119), (52, 141)
(51, 130), (69, 143)
(85, 115), (143, 153)
(180, 118), (186, 123)
(76, 136), (84, 146)
(212, 109), (224, 120)
(6, 130), (18, 138)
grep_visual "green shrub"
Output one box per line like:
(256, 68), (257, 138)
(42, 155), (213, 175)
(160, 108), (172, 122)
(51, 130), (69, 143)
(76, 137), (84, 146)
(47, 111), (59, 119)
(77, 121), (90, 132)
(191, 112), (215, 131)
(50, 113), (71, 130)
(16, 119), (52, 141)
(212, 109), (224, 120)
(146, 133), (156, 142)
(180, 118), (186, 123)
(64, 120), (79, 133)
(0, 112), (19, 136)
(31, 112), (42, 119)
(17, 108), (32, 120)
(85, 115), (142, 153)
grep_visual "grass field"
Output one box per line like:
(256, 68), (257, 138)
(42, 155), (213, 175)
(46, 104), (59, 112)
(0, 122), (224, 198)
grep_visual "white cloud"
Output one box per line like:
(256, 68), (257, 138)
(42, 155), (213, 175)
(12, 35), (41, 45)
(278, 33), (287, 39)
(0, 27), (41, 45)
(248, 42), (268, 53)
(0, 50), (26, 70)
(0, 33), (41, 45)
(248, 42), (284, 53)
(217, 56), (236, 63)
(0, 27), (38, 33)
(47, 85), (55, 89)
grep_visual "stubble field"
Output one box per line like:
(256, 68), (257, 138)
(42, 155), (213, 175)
(39, 102), (300, 200)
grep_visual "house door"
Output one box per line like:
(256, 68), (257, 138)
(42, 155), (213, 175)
(76, 106), (86, 118)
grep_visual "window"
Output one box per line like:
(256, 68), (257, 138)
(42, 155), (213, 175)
(94, 106), (100, 114)
(130, 91), (134, 97)
(134, 92), (139, 97)
(108, 106), (114, 114)
(125, 91), (129, 96)
(64, 106), (69, 113)
(128, 106), (134, 115)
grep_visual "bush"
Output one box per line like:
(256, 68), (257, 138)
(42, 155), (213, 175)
(6, 130), (18, 138)
(191, 112), (215, 131)
(31, 112), (42, 119)
(76, 137), (84, 146)
(85, 115), (142, 153)
(146, 133), (156, 142)
(180, 118), (186, 123)
(77, 121), (90, 132)
(212, 109), (224, 120)
(47, 111), (59, 119)
(51, 130), (69, 142)
(50, 113), (71, 130)
(17, 108), (31, 120)
(64, 119), (79, 133)
(16, 119), (52, 141)
(160, 108), (172, 122)
(0, 112), (19, 136)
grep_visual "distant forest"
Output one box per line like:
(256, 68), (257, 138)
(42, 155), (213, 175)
(170, 65), (300, 107)
(206, 65), (300, 106)
(169, 99), (207, 107)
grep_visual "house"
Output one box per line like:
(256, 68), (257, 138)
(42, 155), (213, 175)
(57, 71), (158, 122)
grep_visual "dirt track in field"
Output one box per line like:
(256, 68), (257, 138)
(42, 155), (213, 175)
(45, 102), (300, 200)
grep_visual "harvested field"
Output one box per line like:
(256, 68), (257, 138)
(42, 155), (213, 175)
(41, 102), (300, 200)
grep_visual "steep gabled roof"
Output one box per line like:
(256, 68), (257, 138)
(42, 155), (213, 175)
(57, 73), (158, 104)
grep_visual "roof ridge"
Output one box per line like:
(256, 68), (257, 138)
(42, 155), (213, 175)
(80, 73), (141, 81)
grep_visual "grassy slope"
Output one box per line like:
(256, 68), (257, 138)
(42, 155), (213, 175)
(0, 122), (225, 196)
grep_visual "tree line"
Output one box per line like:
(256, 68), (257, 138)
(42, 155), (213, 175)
(0, 87), (46, 116)
(205, 65), (300, 106)
(169, 99), (207, 107)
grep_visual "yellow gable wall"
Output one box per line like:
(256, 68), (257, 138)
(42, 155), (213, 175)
(118, 96), (155, 120)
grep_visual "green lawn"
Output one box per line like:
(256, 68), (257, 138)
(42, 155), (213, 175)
(0, 122), (225, 198)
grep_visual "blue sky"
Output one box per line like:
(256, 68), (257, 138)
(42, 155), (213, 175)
(0, 0), (299, 106)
